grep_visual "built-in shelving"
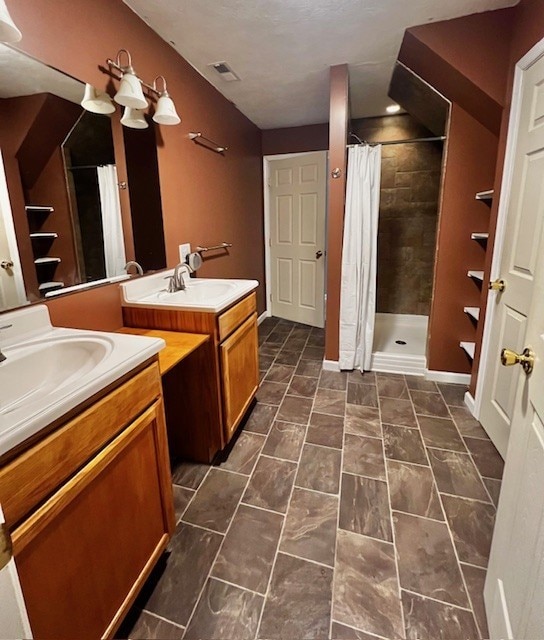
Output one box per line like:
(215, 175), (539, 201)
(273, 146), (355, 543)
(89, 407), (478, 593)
(38, 281), (64, 292)
(467, 270), (484, 281)
(471, 232), (489, 241)
(464, 306), (480, 321)
(30, 232), (58, 239)
(475, 190), (494, 201)
(34, 257), (61, 265)
(460, 341), (476, 359)
(25, 205), (54, 213)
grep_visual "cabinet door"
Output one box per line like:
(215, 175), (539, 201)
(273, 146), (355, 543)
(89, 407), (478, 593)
(220, 313), (259, 440)
(12, 400), (174, 640)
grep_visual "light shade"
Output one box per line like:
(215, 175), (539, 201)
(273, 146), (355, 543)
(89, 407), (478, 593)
(120, 107), (148, 129)
(114, 71), (148, 109)
(153, 94), (181, 125)
(386, 104), (401, 114)
(0, 0), (22, 43)
(81, 84), (116, 115)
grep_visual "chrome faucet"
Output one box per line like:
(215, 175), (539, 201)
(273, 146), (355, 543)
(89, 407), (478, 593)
(0, 324), (13, 363)
(125, 261), (144, 276)
(167, 263), (193, 292)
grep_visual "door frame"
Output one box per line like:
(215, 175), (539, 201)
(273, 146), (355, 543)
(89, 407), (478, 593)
(262, 150), (329, 320)
(474, 35), (544, 419)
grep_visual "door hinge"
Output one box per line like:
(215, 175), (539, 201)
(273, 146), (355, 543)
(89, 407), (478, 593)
(0, 522), (13, 571)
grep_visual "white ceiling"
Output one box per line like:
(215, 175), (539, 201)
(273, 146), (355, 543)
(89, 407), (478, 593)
(123, 0), (518, 130)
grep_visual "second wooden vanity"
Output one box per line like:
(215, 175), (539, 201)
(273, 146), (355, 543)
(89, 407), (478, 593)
(122, 290), (259, 461)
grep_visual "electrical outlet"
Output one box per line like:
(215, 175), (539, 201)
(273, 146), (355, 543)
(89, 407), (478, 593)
(179, 243), (191, 263)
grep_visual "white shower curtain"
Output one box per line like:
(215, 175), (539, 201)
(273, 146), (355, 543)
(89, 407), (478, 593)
(339, 144), (381, 371)
(97, 164), (126, 278)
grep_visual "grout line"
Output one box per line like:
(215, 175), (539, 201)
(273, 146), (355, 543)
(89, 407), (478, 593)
(239, 499), (287, 517)
(259, 452), (300, 465)
(330, 618), (390, 640)
(139, 609), (186, 630)
(179, 519), (226, 537)
(437, 489), (493, 507)
(391, 507), (445, 524)
(209, 575), (266, 598)
(401, 587), (474, 612)
(341, 469), (387, 484)
(292, 483), (340, 498)
(278, 549), (334, 570)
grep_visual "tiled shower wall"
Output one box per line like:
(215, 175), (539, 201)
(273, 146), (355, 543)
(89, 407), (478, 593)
(351, 115), (444, 315)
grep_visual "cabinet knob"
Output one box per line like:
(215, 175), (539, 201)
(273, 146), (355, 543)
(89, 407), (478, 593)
(500, 347), (534, 375)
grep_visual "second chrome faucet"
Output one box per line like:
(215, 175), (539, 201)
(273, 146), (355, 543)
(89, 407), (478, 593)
(167, 263), (193, 292)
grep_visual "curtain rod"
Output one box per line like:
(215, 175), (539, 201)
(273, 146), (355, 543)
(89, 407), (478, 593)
(347, 135), (446, 148)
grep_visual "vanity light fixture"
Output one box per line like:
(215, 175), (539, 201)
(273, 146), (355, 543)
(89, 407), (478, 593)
(386, 104), (401, 114)
(120, 107), (148, 129)
(152, 76), (181, 126)
(0, 0), (22, 43)
(108, 49), (148, 110)
(81, 83), (116, 115)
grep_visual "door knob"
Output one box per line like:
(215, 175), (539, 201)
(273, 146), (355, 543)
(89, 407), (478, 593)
(0, 260), (14, 270)
(489, 279), (505, 292)
(500, 347), (535, 375)
(316, 250), (323, 259)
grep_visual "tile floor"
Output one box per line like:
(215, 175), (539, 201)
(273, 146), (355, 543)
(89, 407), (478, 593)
(119, 317), (504, 640)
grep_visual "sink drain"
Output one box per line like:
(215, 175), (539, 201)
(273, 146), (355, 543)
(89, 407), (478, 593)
(395, 340), (407, 345)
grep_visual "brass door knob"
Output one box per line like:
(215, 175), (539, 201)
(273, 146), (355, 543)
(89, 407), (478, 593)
(489, 279), (505, 292)
(500, 347), (535, 375)
(0, 260), (14, 270)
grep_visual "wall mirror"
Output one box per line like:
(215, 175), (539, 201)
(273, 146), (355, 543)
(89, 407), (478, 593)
(0, 44), (167, 313)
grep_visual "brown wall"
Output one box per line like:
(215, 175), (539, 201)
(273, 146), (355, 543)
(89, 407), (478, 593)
(5, 0), (265, 325)
(262, 124), (329, 156)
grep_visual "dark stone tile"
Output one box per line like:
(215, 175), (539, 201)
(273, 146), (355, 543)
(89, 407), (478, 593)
(410, 390), (450, 418)
(383, 423), (428, 465)
(258, 553), (332, 639)
(171, 461), (209, 490)
(483, 477), (501, 507)
(307, 331), (325, 347)
(376, 374), (409, 399)
(333, 529), (403, 638)
(393, 512), (469, 608)
(461, 563), (490, 639)
(438, 383), (467, 407)
(184, 578), (263, 640)
(183, 469), (247, 533)
(442, 495), (495, 567)
(449, 406), (489, 439)
(122, 610), (183, 639)
(313, 388), (347, 416)
(401, 591), (479, 640)
(264, 363), (295, 383)
(302, 345), (325, 361)
(345, 404), (381, 438)
(242, 456), (297, 513)
(380, 397), (417, 427)
(243, 403), (277, 435)
(348, 370), (376, 385)
(296, 444), (341, 494)
(259, 354), (274, 371)
(418, 416), (466, 452)
(295, 359), (323, 377)
(343, 434), (385, 480)
(330, 622), (377, 639)
(428, 449), (489, 501)
(405, 376), (438, 392)
(347, 382), (378, 408)
(256, 381), (288, 405)
(339, 473), (392, 542)
(387, 460), (443, 520)
(259, 342), (281, 357)
(280, 487), (338, 566)
(262, 420), (306, 461)
(283, 336), (308, 351)
(274, 349), (302, 366)
(464, 437), (504, 480)
(212, 504), (283, 594)
(306, 412), (344, 449)
(287, 374), (318, 398)
(217, 432), (265, 475)
(144, 523), (223, 626)
(319, 370), (348, 390)
(276, 395), (313, 425)
(173, 486), (194, 522)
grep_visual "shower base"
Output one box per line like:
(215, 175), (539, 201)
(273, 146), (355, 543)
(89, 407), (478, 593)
(371, 313), (428, 376)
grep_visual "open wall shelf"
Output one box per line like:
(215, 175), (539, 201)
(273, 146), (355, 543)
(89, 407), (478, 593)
(475, 189), (494, 202)
(464, 306), (480, 321)
(467, 270), (484, 281)
(460, 341), (476, 359)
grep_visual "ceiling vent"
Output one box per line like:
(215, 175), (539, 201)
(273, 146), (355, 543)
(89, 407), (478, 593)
(208, 61), (240, 82)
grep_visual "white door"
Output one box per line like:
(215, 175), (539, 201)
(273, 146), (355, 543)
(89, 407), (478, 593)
(0, 506), (32, 638)
(478, 52), (544, 458)
(268, 152), (326, 327)
(484, 44), (544, 639)
(0, 150), (26, 311)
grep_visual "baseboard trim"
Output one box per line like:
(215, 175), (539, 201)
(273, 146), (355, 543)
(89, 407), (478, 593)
(371, 351), (426, 376)
(425, 370), (472, 385)
(464, 391), (475, 414)
(322, 359), (341, 372)
(257, 310), (270, 325)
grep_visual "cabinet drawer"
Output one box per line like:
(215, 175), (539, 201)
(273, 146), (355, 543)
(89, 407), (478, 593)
(217, 292), (256, 342)
(0, 362), (162, 529)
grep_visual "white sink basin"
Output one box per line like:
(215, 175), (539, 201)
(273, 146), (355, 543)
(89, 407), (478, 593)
(120, 271), (258, 313)
(0, 305), (164, 458)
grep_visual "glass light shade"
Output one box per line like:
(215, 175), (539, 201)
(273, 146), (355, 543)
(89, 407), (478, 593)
(153, 94), (181, 125)
(114, 71), (148, 109)
(0, 0), (22, 42)
(120, 107), (148, 129)
(81, 84), (116, 115)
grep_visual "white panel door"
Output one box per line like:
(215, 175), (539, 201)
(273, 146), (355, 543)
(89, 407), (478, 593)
(479, 55), (544, 457)
(268, 152), (326, 327)
(484, 48), (544, 639)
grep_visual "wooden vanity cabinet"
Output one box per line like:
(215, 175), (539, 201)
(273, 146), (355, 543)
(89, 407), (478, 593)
(0, 361), (175, 640)
(123, 291), (259, 458)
